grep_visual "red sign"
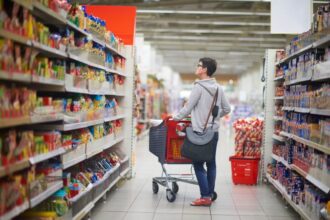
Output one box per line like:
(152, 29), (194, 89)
(85, 6), (137, 45)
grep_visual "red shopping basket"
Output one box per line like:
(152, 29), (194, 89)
(149, 118), (192, 164)
(229, 156), (260, 185)
(165, 119), (191, 163)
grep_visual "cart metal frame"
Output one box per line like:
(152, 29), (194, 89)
(149, 119), (217, 202)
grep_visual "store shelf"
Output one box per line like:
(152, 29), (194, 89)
(291, 164), (330, 194)
(282, 107), (330, 116)
(67, 21), (89, 36)
(271, 154), (290, 168)
(30, 113), (64, 124)
(108, 91), (126, 96)
(12, 0), (33, 10)
(104, 136), (125, 150)
(39, 119), (104, 131)
(272, 134), (285, 142)
(65, 86), (89, 94)
(62, 154), (86, 170)
(266, 174), (311, 220)
(69, 185), (93, 203)
(0, 160), (30, 178)
(312, 73), (330, 82)
(32, 75), (65, 86)
(32, 41), (68, 58)
(0, 71), (31, 83)
(71, 165), (121, 219)
(284, 76), (313, 86)
(279, 131), (291, 138)
(107, 68), (127, 77)
(0, 201), (29, 220)
(32, 1), (67, 25)
(282, 106), (294, 111)
(91, 34), (105, 46)
(274, 96), (284, 100)
(93, 165), (120, 204)
(313, 35), (330, 48)
(274, 75), (284, 81)
(294, 107), (310, 114)
(310, 108), (330, 116)
(106, 175), (121, 194)
(68, 53), (106, 71)
(121, 156), (129, 164)
(0, 113), (64, 129)
(30, 181), (63, 208)
(72, 202), (94, 220)
(86, 148), (103, 159)
(86, 135), (124, 158)
(279, 131), (330, 154)
(120, 167), (130, 177)
(0, 29), (32, 46)
(291, 135), (330, 155)
(278, 45), (313, 65)
(105, 43), (126, 59)
(0, 116), (31, 129)
(273, 116), (283, 121)
(29, 148), (66, 165)
(271, 154), (330, 193)
(104, 114), (126, 122)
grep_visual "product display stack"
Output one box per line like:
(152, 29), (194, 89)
(229, 118), (263, 185)
(0, 0), (134, 220)
(265, 3), (330, 219)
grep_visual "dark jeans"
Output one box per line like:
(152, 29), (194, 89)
(193, 132), (219, 198)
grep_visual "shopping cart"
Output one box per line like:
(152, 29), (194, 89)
(149, 117), (217, 202)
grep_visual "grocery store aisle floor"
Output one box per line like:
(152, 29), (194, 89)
(90, 128), (300, 220)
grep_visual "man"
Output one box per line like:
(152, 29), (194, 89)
(174, 57), (231, 206)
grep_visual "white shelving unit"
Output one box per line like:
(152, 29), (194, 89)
(264, 33), (330, 219)
(0, 1), (135, 219)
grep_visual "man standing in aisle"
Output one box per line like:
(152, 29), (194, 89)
(173, 57), (231, 206)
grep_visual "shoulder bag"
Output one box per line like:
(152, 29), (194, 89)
(181, 84), (219, 162)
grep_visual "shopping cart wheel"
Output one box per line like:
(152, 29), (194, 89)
(166, 189), (176, 202)
(152, 181), (159, 194)
(211, 191), (218, 201)
(172, 182), (179, 194)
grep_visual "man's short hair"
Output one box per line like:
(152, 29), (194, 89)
(199, 57), (217, 76)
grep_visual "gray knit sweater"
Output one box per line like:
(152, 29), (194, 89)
(174, 78), (231, 132)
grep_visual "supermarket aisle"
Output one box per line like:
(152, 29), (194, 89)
(90, 128), (300, 220)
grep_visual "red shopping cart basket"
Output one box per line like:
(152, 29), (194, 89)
(149, 118), (191, 164)
(229, 156), (260, 185)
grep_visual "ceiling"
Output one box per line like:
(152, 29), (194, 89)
(78, 0), (328, 75)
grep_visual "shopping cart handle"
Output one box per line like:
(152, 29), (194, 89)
(149, 119), (164, 126)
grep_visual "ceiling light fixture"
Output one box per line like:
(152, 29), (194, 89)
(136, 9), (270, 16)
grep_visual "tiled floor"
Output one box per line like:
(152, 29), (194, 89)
(90, 128), (300, 220)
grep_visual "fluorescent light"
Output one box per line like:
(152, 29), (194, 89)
(137, 9), (270, 16)
(142, 35), (287, 42)
(137, 19), (270, 26)
(137, 28), (271, 35)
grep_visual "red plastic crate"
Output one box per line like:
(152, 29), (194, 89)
(229, 156), (260, 185)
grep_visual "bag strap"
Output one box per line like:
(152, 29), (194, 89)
(196, 82), (213, 97)
(203, 87), (219, 132)
(211, 88), (219, 128)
